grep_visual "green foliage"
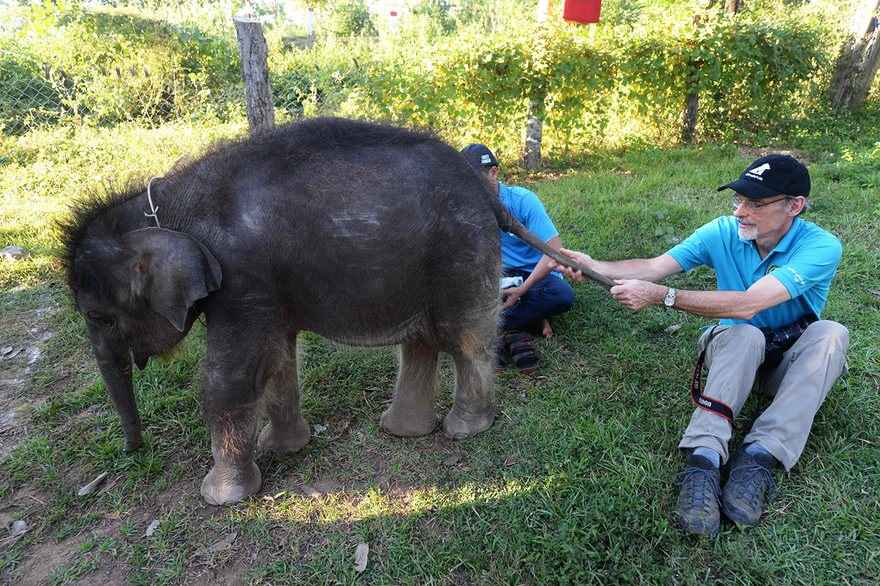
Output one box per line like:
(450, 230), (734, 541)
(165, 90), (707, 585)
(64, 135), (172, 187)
(269, 14), (826, 158)
(327, 0), (377, 38)
(0, 40), (63, 134)
(1, 0), (875, 152)
(3, 5), (240, 130)
(616, 15), (826, 141)
(411, 0), (457, 38)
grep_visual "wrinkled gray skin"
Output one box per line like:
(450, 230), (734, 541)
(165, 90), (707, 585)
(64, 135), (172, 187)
(61, 118), (607, 505)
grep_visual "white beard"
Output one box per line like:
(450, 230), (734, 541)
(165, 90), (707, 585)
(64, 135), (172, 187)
(737, 223), (758, 241)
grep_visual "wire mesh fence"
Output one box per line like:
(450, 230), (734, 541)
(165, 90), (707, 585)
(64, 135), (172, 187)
(0, 39), (69, 135)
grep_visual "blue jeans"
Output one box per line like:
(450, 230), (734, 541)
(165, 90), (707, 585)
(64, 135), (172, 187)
(501, 269), (575, 332)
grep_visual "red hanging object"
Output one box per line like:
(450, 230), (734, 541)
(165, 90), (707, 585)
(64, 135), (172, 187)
(562, 0), (602, 24)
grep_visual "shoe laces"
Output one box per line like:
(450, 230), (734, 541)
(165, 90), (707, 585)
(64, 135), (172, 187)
(728, 462), (777, 508)
(678, 466), (721, 512)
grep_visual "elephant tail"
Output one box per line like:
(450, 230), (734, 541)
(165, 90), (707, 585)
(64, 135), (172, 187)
(488, 193), (614, 290)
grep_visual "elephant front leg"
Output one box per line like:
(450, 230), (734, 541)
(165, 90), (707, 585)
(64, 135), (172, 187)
(381, 339), (439, 437)
(444, 327), (497, 440)
(258, 338), (311, 455)
(201, 405), (262, 506)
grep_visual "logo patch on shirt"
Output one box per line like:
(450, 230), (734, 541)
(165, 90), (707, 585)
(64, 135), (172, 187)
(785, 266), (805, 285)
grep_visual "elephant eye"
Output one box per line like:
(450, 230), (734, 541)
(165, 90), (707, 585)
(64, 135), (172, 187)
(87, 311), (116, 328)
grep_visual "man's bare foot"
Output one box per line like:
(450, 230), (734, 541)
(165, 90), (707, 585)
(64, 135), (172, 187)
(542, 319), (553, 338)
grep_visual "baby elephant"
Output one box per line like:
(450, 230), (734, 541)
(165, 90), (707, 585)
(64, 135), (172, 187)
(60, 117), (595, 505)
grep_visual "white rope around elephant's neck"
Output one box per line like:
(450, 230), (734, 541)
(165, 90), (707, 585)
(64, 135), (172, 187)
(145, 176), (161, 228)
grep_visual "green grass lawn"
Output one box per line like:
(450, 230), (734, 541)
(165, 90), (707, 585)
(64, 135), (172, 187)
(1, 118), (878, 584)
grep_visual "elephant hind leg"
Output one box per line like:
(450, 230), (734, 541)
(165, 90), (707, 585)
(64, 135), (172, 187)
(380, 338), (439, 437)
(257, 335), (311, 455)
(444, 321), (497, 440)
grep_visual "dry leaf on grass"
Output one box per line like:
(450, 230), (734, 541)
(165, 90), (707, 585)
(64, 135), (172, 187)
(77, 472), (108, 497)
(354, 542), (369, 573)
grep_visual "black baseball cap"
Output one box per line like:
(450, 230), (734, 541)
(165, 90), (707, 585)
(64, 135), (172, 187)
(717, 154), (811, 199)
(460, 143), (499, 171)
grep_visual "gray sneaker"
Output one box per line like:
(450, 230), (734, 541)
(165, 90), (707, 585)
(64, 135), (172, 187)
(722, 446), (777, 527)
(675, 454), (722, 537)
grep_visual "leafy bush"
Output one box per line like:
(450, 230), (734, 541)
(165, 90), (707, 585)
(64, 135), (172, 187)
(327, 1), (377, 38)
(281, 14), (825, 157)
(0, 41), (64, 134)
(4, 5), (240, 129)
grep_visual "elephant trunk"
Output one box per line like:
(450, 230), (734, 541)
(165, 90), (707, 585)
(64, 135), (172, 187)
(94, 349), (143, 452)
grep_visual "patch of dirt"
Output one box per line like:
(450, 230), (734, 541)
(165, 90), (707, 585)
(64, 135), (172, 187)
(12, 532), (88, 585)
(0, 300), (60, 461)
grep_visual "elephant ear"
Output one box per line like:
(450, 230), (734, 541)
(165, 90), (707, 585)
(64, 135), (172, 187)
(122, 228), (222, 332)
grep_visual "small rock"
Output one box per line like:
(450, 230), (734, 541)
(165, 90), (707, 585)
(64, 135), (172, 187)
(77, 472), (109, 497)
(144, 519), (160, 537)
(312, 423), (328, 435)
(1, 246), (30, 261)
(354, 542), (369, 573)
(664, 324), (683, 334)
(9, 519), (28, 538)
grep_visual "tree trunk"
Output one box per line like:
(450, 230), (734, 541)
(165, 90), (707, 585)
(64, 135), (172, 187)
(522, 1), (549, 171)
(234, 15), (275, 136)
(681, 89), (699, 144)
(523, 97), (544, 170)
(830, 0), (880, 112)
(725, 0), (741, 14)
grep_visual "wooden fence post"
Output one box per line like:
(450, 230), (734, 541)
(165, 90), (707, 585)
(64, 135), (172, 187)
(233, 14), (275, 135)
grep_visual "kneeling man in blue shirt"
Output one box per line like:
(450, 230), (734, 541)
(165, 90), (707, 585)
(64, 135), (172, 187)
(461, 143), (575, 374)
(555, 155), (848, 536)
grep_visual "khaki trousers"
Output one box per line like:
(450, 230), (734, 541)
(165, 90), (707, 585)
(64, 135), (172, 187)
(678, 320), (849, 471)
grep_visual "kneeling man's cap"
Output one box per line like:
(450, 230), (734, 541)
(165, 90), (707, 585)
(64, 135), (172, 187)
(717, 154), (810, 199)
(461, 143), (499, 170)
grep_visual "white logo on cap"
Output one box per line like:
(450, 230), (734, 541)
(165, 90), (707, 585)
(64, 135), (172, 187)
(746, 163), (771, 181)
(480, 154), (492, 165)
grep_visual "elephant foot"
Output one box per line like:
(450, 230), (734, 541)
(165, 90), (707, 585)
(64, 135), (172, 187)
(380, 404), (437, 437)
(258, 418), (311, 454)
(122, 431), (143, 453)
(200, 461), (262, 506)
(443, 407), (496, 440)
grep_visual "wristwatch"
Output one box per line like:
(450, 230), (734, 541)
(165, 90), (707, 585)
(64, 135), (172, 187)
(663, 287), (677, 309)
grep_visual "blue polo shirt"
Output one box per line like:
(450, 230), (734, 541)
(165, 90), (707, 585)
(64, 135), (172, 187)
(498, 182), (559, 273)
(666, 216), (842, 329)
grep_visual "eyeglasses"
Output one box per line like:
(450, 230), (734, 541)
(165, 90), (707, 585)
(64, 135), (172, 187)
(731, 195), (790, 211)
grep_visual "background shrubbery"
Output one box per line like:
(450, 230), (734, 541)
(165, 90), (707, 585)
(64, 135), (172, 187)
(0, 0), (877, 156)
(1, 3), (241, 132)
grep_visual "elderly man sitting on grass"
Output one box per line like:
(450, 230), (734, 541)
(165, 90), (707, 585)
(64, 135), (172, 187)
(554, 155), (849, 536)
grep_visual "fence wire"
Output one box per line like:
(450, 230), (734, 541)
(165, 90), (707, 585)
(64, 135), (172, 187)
(0, 40), (69, 136)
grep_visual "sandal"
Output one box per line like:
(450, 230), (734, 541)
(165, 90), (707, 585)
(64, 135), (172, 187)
(495, 337), (509, 371)
(505, 331), (539, 374)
